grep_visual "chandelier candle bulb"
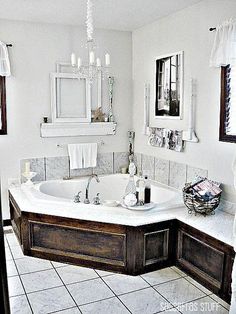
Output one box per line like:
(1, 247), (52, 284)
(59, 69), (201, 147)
(89, 51), (95, 64)
(105, 53), (110, 66)
(77, 57), (82, 68)
(71, 53), (76, 66)
(96, 58), (101, 67)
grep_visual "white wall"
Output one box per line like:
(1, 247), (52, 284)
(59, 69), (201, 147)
(0, 20), (132, 219)
(132, 0), (236, 202)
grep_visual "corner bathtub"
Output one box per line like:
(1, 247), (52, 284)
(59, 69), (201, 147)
(32, 174), (183, 211)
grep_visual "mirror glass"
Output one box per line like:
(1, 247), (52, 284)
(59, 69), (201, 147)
(155, 51), (183, 119)
(56, 77), (86, 118)
(51, 73), (91, 123)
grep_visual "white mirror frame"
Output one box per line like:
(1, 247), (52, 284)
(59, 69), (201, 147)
(50, 72), (91, 123)
(155, 51), (184, 120)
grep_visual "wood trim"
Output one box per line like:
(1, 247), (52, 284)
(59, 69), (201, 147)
(0, 76), (7, 135)
(219, 65), (236, 143)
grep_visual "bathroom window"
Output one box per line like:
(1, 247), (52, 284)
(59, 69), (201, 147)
(220, 65), (236, 142)
(0, 76), (7, 135)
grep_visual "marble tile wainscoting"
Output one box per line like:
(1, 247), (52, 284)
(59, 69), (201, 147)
(134, 153), (208, 189)
(20, 152), (130, 183)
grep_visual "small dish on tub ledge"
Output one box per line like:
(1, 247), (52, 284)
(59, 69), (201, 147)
(103, 200), (120, 207)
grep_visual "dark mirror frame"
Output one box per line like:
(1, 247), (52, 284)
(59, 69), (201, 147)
(0, 76), (7, 135)
(219, 65), (236, 143)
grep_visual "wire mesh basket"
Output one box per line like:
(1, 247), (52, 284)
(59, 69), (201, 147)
(183, 183), (221, 216)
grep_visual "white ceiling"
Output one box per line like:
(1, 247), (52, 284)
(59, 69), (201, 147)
(0, 0), (201, 31)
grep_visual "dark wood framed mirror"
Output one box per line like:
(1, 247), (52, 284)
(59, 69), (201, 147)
(219, 65), (236, 143)
(0, 76), (7, 135)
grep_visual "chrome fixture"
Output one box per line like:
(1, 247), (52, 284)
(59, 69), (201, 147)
(93, 193), (100, 205)
(74, 191), (81, 203)
(84, 174), (100, 204)
(70, 0), (110, 83)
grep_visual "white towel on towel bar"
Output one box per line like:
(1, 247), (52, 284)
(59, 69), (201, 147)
(83, 143), (97, 168)
(68, 143), (97, 169)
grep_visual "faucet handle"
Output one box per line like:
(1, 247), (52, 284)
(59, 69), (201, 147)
(74, 191), (82, 203)
(93, 193), (100, 205)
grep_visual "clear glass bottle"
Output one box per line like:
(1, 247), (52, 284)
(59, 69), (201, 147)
(136, 173), (145, 205)
(144, 175), (151, 204)
(125, 175), (136, 196)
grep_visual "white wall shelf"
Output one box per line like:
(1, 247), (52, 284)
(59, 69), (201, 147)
(40, 122), (117, 137)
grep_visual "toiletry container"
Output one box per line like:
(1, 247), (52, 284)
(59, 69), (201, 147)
(144, 176), (151, 203)
(136, 173), (145, 205)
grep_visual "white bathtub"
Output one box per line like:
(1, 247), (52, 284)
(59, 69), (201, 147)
(31, 174), (183, 211)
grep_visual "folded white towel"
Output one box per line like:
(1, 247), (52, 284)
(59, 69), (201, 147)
(83, 143), (97, 168)
(68, 144), (83, 169)
(68, 143), (97, 169)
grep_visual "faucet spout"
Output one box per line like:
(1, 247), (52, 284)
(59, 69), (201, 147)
(84, 174), (100, 204)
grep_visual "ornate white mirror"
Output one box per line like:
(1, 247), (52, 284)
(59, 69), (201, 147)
(155, 51), (183, 119)
(50, 72), (91, 123)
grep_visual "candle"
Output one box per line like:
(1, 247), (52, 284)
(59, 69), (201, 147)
(71, 53), (76, 66)
(189, 78), (194, 131)
(25, 162), (30, 175)
(96, 58), (101, 67)
(77, 57), (81, 68)
(89, 51), (95, 64)
(105, 53), (110, 66)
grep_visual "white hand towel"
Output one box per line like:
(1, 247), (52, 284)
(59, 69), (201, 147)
(83, 143), (97, 168)
(68, 144), (83, 169)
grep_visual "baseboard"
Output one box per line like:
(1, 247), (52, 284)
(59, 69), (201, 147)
(3, 219), (11, 227)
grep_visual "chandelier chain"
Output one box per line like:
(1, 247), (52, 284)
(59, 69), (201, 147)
(86, 0), (94, 41)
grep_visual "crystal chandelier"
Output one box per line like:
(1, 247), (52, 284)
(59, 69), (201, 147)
(70, 0), (110, 83)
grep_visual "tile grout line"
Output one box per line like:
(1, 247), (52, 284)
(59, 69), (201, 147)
(51, 263), (82, 313)
(7, 241), (34, 314)
(94, 270), (133, 314)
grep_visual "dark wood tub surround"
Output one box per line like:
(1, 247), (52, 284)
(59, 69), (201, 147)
(9, 192), (235, 303)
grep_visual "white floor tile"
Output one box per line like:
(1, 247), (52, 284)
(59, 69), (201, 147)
(54, 308), (81, 314)
(10, 245), (25, 259)
(119, 287), (172, 314)
(141, 267), (181, 286)
(95, 269), (115, 277)
(210, 294), (230, 310)
(185, 276), (212, 295)
(80, 297), (129, 314)
(57, 265), (98, 284)
(103, 273), (149, 295)
(21, 269), (63, 293)
(177, 296), (229, 313)
(154, 277), (205, 306)
(10, 294), (32, 314)
(67, 278), (114, 306)
(162, 309), (181, 313)
(15, 256), (53, 274)
(6, 233), (20, 247)
(8, 275), (25, 297)
(5, 246), (13, 261)
(27, 286), (76, 314)
(7, 260), (18, 277)
(52, 261), (70, 268)
(170, 266), (188, 277)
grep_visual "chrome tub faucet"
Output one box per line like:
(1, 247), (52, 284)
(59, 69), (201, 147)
(84, 174), (100, 204)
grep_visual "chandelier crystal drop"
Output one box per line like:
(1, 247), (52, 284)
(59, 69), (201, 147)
(70, 0), (110, 83)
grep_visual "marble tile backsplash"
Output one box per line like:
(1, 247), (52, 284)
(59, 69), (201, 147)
(20, 152), (208, 193)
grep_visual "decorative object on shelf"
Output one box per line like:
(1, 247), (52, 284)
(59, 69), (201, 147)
(108, 76), (115, 122)
(143, 83), (150, 135)
(183, 78), (199, 142)
(92, 107), (105, 122)
(43, 117), (48, 123)
(22, 171), (37, 186)
(148, 127), (184, 152)
(128, 131), (135, 159)
(70, 0), (110, 83)
(183, 177), (222, 216)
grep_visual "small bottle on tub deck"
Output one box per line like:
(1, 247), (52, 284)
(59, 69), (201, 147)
(136, 173), (145, 206)
(144, 176), (151, 204)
